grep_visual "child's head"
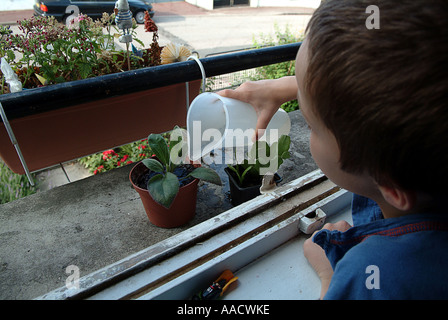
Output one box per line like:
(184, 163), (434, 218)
(296, 0), (448, 210)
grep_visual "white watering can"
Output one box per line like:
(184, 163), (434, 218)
(186, 92), (291, 161)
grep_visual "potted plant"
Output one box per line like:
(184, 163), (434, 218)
(0, 12), (201, 175)
(225, 135), (291, 206)
(129, 127), (222, 228)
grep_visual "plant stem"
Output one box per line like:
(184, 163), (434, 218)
(126, 42), (131, 70)
(1, 74), (4, 95)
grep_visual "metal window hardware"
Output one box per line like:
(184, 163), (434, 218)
(299, 208), (327, 234)
(0, 102), (34, 185)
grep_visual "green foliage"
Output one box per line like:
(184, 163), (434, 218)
(142, 127), (221, 208)
(228, 135), (291, 186)
(0, 159), (36, 204)
(1, 15), (109, 87)
(0, 13), (154, 92)
(251, 24), (304, 112)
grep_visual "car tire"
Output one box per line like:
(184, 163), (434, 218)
(134, 10), (145, 24)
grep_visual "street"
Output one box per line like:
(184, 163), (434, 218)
(151, 10), (310, 57)
(1, 0), (34, 11)
(1, 1), (313, 57)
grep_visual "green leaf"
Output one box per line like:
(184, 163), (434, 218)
(147, 134), (170, 168)
(281, 151), (291, 160)
(227, 165), (244, 185)
(78, 62), (92, 79)
(6, 51), (15, 62)
(278, 135), (291, 157)
(240, 166), (253, 184)
(189, 167), (222, 186)
(134, 38), (145, 48)
(141, 158), (164, 173)
(227, 165), (239, 175)
(147, 172), (179, 208)
(244, 135), (291, 176)
(249, 140), (270, 162)
(55, 76), (65, 83)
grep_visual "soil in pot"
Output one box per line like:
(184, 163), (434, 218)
(135, 164), (196, 190)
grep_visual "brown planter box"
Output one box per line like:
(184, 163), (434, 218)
(0, 80), (201, 174)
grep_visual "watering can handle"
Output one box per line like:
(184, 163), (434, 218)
(185, 55), (207, 110)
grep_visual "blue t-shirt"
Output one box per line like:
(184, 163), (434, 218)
(312, 194), (448, 299)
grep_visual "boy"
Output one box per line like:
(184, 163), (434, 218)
(219, 0), (448, 299)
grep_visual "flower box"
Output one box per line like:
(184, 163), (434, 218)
(0, 79), (201, 174)
(0, 12), (203, 175)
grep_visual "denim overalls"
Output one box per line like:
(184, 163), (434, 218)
(312, 194), (448, 299)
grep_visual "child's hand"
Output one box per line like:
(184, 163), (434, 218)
(217, 77), (298, 140)
(303, 220), (352, 299)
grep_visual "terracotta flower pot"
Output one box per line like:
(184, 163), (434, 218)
(129, 161), (199, 228)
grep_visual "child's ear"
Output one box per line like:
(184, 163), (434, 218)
(378, 184), (416, 212)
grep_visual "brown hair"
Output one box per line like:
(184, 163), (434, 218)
(305, 0), (448, 195)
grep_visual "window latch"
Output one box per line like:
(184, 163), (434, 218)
(299, 208), (327, 234)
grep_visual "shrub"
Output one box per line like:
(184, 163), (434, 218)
(0, 13), (159, 94)
(0, 159), (36, 204)
(78, 139), (153, 175)
(251, 24), (304, 112)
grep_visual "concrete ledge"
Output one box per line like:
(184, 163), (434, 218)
(0, 110), (317, 299)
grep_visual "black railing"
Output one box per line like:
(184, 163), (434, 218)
(0, 43), (301, 123)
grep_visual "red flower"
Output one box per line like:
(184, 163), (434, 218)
(103, 149), (116, 156)
(102, 149), (117, 160)
(94, 164), (105, 175)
